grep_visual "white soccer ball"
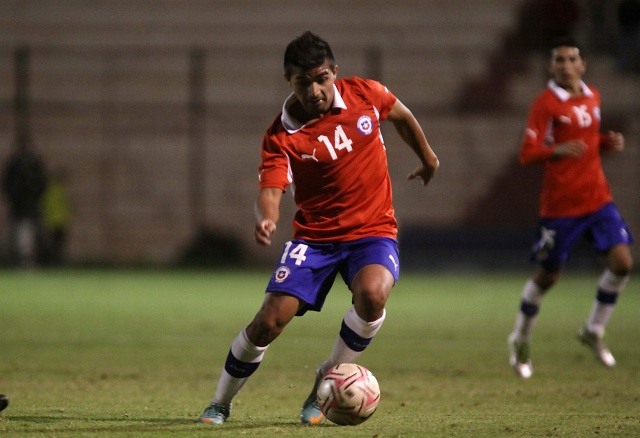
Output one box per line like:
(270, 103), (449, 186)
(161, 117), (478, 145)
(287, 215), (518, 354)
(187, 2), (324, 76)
(316, 363), (380, 426)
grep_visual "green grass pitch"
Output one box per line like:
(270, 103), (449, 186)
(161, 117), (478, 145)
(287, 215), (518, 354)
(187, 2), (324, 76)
(0, 268), (638, 436)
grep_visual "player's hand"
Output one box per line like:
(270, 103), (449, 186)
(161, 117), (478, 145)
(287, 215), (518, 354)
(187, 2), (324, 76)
(254, 219), (277, 246)
(553, 140), (587, 158)
(606, 131), (624, 152)
(408, 159), (439, 186)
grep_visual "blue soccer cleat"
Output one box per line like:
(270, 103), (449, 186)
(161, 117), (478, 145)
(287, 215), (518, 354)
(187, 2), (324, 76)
(300, 369), (325, 425)
(197, 402), (230, 425)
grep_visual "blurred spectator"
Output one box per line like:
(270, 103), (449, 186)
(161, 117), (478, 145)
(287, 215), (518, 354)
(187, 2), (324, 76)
(617, 0), (640, 74)
(42, 167), (71, 266)
(2, 138), (48, 267)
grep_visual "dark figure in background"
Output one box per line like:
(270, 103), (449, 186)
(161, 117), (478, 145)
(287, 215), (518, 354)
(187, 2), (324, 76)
(617, 0), (640, 74)
(0, 394), (8, 412)
(2, 139), (48, 267)
(42, 167), (71, 266)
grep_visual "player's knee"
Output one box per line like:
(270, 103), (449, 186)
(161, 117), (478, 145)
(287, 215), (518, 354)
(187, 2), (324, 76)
(610, 261), (632, 277)
(247, 313), (287, 346)
(608, 246), (633, 276)
(355, 287), (389, 317)
(534, 268), (560, 291)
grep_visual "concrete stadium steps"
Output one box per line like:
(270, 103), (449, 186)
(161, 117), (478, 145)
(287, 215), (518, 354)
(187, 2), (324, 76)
(509, 55), (640, 113)
(28, 48), (190, 104)
(6, 38), (500, 114)
(11, 44), (489, 111)
(0, 0), (518, 50)
(0, 50), (13, 101)
(385, 113), (525, 225)
(381, 46), (488, 110)
(2, 0), (638, 265)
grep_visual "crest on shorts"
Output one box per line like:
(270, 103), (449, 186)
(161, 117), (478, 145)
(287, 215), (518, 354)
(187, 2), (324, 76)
(274, 266), (290, 283)
(357, 115), (373, 135)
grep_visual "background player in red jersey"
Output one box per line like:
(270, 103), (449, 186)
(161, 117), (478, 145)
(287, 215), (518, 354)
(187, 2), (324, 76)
(508, 37), (634, 379)
(198, 31), (439, 424)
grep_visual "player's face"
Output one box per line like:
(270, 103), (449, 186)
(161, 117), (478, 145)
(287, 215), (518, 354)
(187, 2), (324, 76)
(286, 60), (337, 118)
(549, 46), (586, 89)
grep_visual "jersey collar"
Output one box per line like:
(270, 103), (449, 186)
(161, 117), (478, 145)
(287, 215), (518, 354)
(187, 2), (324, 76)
(281, 84), (347, 134)
(547, 79), (594, 101)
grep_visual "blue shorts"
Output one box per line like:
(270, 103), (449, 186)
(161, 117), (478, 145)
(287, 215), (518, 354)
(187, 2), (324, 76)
(530, 203), (633, 271)
(265, 237), (400, 315)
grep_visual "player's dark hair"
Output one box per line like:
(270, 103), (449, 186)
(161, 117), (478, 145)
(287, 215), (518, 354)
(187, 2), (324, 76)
(284, 31), (335, 76)
(548, 36), (585, 58)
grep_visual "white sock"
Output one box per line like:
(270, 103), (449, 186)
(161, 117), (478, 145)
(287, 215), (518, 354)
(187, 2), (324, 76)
(586, 269), (628, 337)
(319, 307), (386, 375)
(512, 279), (544, 343)
(213, 370), (246, 407)
(213, 329), (268, 406)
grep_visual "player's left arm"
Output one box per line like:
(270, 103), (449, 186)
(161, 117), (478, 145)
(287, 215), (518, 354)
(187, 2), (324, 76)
(601, 130), (625, 152)
(386, 99), (439, 186)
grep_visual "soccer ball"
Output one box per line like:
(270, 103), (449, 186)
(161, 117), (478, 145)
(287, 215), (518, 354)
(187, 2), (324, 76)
(316, 363), (380, 426)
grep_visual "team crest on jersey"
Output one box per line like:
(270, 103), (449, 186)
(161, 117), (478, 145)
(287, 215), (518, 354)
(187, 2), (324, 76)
(274, 266), (290, 283)
(356, 115), (373, 135)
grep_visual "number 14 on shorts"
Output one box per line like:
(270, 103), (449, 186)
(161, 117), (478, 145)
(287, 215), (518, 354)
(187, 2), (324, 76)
(281, 241), (309, 266)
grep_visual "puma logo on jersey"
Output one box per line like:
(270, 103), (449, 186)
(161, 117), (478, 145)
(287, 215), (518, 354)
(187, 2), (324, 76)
(301, 149), (319, 162)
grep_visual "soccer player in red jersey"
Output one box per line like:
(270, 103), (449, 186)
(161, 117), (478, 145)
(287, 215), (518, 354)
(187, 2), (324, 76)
(198, 31), (439, 424)
(508, 37), (634, 379)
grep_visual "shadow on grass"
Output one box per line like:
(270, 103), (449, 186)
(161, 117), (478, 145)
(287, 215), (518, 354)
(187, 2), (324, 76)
(3, 414), (335, 433)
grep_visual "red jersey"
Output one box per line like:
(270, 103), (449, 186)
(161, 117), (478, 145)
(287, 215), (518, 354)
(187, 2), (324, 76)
(520, 80), (613, 218)
(259, 77), (398, 242)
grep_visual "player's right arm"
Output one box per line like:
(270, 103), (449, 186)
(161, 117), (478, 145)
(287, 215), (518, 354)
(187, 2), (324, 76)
(519, 97), (586, 165)
(254, 187), (283, 246)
